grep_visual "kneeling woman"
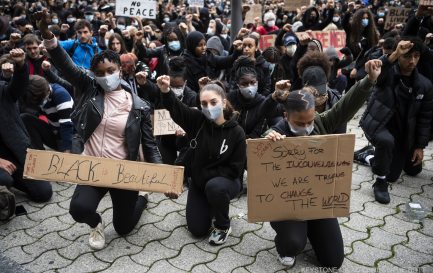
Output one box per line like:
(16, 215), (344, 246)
(265, 59), (382, 268)
(37, 11), (162, 250)
(157, 75), (246, 245)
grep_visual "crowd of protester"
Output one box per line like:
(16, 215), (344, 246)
(0, 0), (432, 270)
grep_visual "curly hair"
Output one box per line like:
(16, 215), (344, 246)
(297, 51), (332, 80)
(262, 46), (281, 64)
(233, 55), (257, 81)
(349, 9), (379, 49)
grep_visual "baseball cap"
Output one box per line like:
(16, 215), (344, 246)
(302, 66), (327, 95)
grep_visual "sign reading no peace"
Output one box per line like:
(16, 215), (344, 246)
(115, 0), (157, 19)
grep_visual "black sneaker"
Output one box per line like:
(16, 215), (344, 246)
(354, 145), (375, 166)
(208, 226), (232, 245)
(373, 178), (390, 204)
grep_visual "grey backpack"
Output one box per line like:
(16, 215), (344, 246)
(0, 186), (15, 220)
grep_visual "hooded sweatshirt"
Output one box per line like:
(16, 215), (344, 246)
(161, 90), (246, 190)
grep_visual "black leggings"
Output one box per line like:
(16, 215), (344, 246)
(69, 185), (146, 235)
(371, 129), (421, 181)
(270, 218), (344, 269)
(21, 113), (59, 151)
(186, 177), (241, 237)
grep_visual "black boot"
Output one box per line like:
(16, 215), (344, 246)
(372, 177), (390, 204)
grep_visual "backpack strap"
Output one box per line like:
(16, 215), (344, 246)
(67, 40), (79, 58)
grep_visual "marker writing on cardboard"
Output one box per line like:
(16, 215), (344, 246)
(114, 163), (169, 186)
(43, 154), (100, 182)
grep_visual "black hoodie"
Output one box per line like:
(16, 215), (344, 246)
(162, 90), (246, 191)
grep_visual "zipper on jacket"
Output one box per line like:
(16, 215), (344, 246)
(90, 99), (102, 117)
(244, 110), (249, 129)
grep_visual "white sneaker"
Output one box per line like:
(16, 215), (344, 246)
(278, 255), (296, 267)
(89, 220), (105, 250)
(208, 226), (232, 245)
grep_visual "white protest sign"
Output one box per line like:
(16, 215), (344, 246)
(115, 0), (157, 19)
(189, 0), (204, 7)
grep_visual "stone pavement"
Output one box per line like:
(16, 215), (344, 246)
(0, 108), (432, 273)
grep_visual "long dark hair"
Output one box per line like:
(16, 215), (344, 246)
(201, 82), (235, 120)
(108, 33), (128, 55)
(350, 9), (378, 49)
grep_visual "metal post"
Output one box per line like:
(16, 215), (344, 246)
(230, 0), (243, 44)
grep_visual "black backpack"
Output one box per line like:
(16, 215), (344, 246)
(68, 40), (98, 58)
(0, 186), (15, 220)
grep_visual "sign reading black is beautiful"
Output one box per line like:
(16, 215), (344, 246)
(246, 134), (355, 222)
(24, 149), (184, 194)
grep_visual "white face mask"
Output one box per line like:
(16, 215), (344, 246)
(288, 121), (314, 136)
(67, 17), (76, 23)
(286, 44), (297, 57)
(117, 24), (126, 30)
(202, 104), (223, 121)
(267, 20), (275, 27)
(239, 84), (258, 100)
(333, 16), (340, 23)
(171, 82), (186, 98)
(95, 72), (121, 92)
(52, 18), (59, 24)
(221, 34), (228, 39)
(85, 15), (94, 21)
(207, 28), (215, 36)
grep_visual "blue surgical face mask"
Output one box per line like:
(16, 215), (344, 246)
(378, 12), (385, 17)
(288, 121), (314, 136)
(85, 15), (94, 21)
(361, 18), (369, 27)
(202, 104), (223, 121)
(168, 40), (181, 51)
(52, 18), (59, 24)
(239, 84), (258, 100)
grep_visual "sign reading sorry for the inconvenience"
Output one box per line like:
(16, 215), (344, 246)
(24, 149), (184, 194)
(247, 134), (355, 222)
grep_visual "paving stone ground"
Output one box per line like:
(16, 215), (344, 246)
(1, 107), (432, 273)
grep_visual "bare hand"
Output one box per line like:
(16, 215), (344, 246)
(135, 71), (148, 86)
(185, 14), (192, 23)
(198, 76), (211, 91)
(10, 33), (21, 43)
(265, 130), (285, 142)
(157, 75), (170, 93)
(61, 24), (70, 33)
(33, 9), (52, 38)
(0, 158), (16, 175)
(233, 40), (243, 51)
(175, 129), (186, 137)
(41, 60), (51, 71)
(412, 148), (424, 166)
(237, 28), (250, 38)
(1, 63), (14, 78)
(283, 24), (292, 32)
(275, 80), (291, 92)
(10, 48), (25, 68)
(297, 32), (312, 45)
(365, 59), (382, 82)
(350, 68), (357, 79)
(394, 40), (414, 57)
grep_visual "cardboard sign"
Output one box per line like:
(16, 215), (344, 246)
(247, 134), (355, 222)
(420, 0), (433, 6)
(244, 4), (262, 25)
(115, 0), (157, 19)
(293, 30), (346, 58)
(189, 0), (204, 7)
(284, 0), (311, 11)
(153, 109), (182, 136)
(384, 7), (411, 30)
(23, 149), (184, 194)
(259, 34), (277, 50)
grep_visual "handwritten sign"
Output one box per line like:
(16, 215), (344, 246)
(115, 0), (157, 19)
(153, 109), (182, 136)
(284, 0), (311, 11)
(244, 4), (262, 24)
(420, 0), (433, 6)
(384, 7), (411, 30)
(259, 34), (277, 50)
(23, 149), (184, 194)
(294, 30), (346, 58)
(189, 0), (204, 7)
(246, 134), (355, 222)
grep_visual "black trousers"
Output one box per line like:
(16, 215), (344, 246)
(372, 129), (422, 182)
(21, 113), (59, 151)
(0, 148), (52, 203)
(186, 177), (241, 236)
(69, 185), (146, 235)
(270, 218), (344, 269)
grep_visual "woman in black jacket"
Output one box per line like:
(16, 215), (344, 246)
(158, 76), (246, 246)
(183, 31), (241, 92)
(36, 10), (162, 250)
(228, 56), (285, 139)
(230, 34), (272, 96)
(135, 24), (185, 80)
